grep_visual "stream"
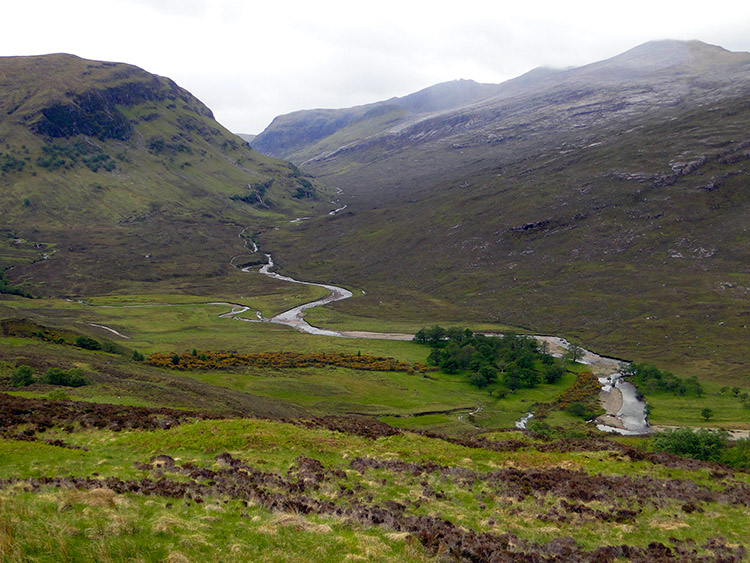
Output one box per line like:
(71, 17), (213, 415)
(232, 254), (651, 434)
(250, 255), (352, 337)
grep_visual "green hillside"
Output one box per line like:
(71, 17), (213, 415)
(0, 54), (326, 297)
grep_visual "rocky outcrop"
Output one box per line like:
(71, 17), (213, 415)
(33, 76), (214, 140)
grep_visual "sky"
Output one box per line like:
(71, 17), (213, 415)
(3, 1), (750, 134)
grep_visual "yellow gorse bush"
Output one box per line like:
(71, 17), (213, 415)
(147, 351), (429, 374)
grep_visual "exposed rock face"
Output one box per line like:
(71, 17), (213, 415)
(34, 77), (213, 140)
(1, 54), (214, 140)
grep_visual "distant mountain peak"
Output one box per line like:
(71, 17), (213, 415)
(590, 39), (749, 74)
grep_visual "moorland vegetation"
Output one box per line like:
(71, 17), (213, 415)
(1, 45), (749, 560)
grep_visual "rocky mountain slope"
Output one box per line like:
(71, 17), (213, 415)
(0, 54), (325, 296)
(255, 41), (750, 381)
(252, 78), (507, 162)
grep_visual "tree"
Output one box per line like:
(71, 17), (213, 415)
(701, 408), (714, 422)
(469, 372), (489, 388)
(543, 364), (563, 384)
(11, 365), (34, 387)
(564, 343), (585, 364)
(413, 328), (428, 344)
(426, 325), (447, 347)
(479, 365), (498, 383)
(504, 373), (521, 393)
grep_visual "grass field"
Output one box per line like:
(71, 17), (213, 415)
(2, 412), (749, 562)
(3, 280), (750, 560)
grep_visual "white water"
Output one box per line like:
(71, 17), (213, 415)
(237, 255), (353, 337)
(516, 412), (534, 429)
(596, 372), (651, 435)
(329, 204), (348, 215)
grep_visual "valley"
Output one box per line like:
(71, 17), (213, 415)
(1, 43), (749, 561)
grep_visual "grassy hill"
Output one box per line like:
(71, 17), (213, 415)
(1, 321), (749, 561)
(252, 41), (750, 384)
(0, 54), (327, 297)
(1, 49), (748, 561)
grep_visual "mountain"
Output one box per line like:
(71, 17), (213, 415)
(0, 54), (326, 297)
(252, 79), (507, 162)
(255, 40), (750, 381)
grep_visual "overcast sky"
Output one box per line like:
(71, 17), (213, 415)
(4, 1), (750, 134)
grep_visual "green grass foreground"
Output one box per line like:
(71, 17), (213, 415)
(1, 415), (749, 562)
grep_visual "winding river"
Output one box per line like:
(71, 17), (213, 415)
(82, 245), (649, 435)
(253, 255), (352, 337)
(231, 254), (651, 435)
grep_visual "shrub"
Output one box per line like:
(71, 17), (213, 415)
(526, 420), (559, 440)
(651, 428), (728, 462)
(721, 438), (750, 469)
(75, 336), (101, 350)
(47, 388), (71, 401)
(566, 401), (598, 419)
(11, 365), (34, 387)
(101, 341), (120, 354)
(41, 367), (91, 388)
(543, 364), (563, 384)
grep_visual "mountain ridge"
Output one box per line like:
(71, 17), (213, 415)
(254, 40), (750, 382)
(254, 40), (750, 169)
(251, 78), (507, 160)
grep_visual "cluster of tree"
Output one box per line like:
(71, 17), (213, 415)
(73, 336), (122, 354)
(413, 326), (562, 390)
(1, 153), (26, 173)
(10, 365), (91, 388)
(230, 180), (273, 206)
(287, 163), (317, 199)
(621, 363), (704, 396)
(720, 386), (750, 409)
(293, 177), (316, 199)
(36, 141), (115, 172)
(652, 428), (750, 468)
